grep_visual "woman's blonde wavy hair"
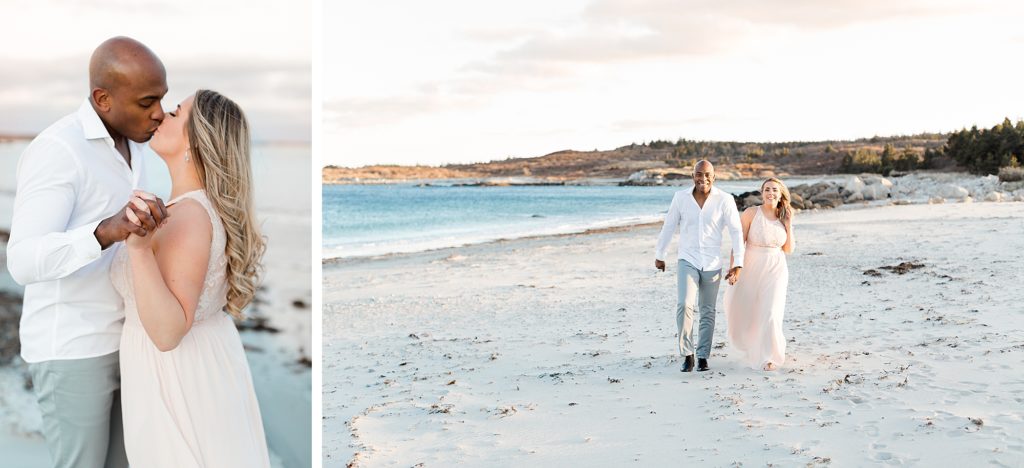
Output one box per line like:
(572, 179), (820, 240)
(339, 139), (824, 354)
(761, 177), (793, 225)
(186, 89), (265, 318)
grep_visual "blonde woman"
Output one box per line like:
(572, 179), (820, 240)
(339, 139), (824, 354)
(110, 90), (270, 467)
(723, 178), (795, 371)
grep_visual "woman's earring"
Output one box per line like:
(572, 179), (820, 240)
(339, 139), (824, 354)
(185, 148), (191, 163)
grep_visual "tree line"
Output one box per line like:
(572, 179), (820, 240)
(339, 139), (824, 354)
(839, 118), (1024, 175)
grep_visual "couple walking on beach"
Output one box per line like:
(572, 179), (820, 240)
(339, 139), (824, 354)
(7, 37), (271, 467)
(655, 160), (795, 372)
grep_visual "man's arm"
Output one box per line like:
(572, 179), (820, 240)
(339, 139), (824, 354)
(654, 193), (682, 270)
(725, 198), (745, 269)
(6, 138), (104, 285)
(5, 139), (161, 285)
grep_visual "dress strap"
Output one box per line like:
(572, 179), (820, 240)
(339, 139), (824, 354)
(166, 190), (219, 225)
(167, 189), (205, 206)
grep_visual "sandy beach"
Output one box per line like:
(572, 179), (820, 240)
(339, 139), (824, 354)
(323, 200), (1024, 466)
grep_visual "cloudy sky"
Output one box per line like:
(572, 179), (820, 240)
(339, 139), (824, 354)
(0, 0), (310, 142)
(326, 0), (1024, 167)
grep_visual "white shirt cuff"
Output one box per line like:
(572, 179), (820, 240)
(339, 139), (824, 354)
(71, 220), (104, 259)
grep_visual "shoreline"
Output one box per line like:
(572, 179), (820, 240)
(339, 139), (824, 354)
(323, 172), (1024, 263)
(322, 199), (900, 265)
(322, 173), (832, 186)
(323, 222), (663, 265)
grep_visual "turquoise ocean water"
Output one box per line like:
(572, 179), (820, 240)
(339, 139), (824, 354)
(322, 179), (807, 259)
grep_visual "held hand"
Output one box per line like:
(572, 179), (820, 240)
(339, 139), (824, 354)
(133, 191), (170, 227)
(95, 192), (170, 249)
(725, 266), (742, 285)
(125, 195), (167, 250)
(655, 259), (665, 271)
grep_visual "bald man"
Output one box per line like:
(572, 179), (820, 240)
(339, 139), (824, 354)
(654, 160), (745, 373)
(7, 36), (169, 468)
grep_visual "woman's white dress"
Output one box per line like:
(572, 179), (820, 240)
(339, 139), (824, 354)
(724, 206), (790, 369)
(111, 190), (270, 467)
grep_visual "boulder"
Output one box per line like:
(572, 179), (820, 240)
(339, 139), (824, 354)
(843, 176), (866, 194)
(810, 191), (843, 204)
(861, 175), (893, 187)
(845, 191), (864, 203)
(861, 184), (891, 201)
(734, 190), (762, 211)
(814, 198), (841, 209)
(937, 184), (969, 200)
(811, 190), (843, 204)
(626, 170), (648, 182)
(805, 182), (831, 198)
(984, 191), (1002, 202)
(789, 193), (808, 210)
(620, 170), (663, 186)
(788, 184), (810, 201)
(929, 197), (945, 204)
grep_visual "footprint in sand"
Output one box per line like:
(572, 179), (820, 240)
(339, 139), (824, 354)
(872, 450), (910, 464)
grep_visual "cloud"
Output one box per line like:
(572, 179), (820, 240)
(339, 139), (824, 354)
(489, 0), (967, 66)
(326, 93), (462, 128)
(0, 57), (310, 142)
(326, 0), (978, 131)
(327, 58), (577, 129)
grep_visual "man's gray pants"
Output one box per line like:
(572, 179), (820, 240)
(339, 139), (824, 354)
(28, 351), (129, 468)
(676, 259), (722, 359)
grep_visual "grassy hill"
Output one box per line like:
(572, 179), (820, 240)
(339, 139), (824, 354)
(324, 134), (951, 183)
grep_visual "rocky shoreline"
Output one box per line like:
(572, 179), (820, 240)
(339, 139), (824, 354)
(730, 173), (1024, 212)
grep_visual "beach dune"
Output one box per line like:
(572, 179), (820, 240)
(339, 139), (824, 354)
(323, 202), (1024, 466)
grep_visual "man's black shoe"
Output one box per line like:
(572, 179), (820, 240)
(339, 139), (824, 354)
(681, 355), (695, 372)
(697, 358), (709, 372)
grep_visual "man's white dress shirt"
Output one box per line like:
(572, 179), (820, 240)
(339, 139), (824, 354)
(655, 186), (745, 271)
(8, 99), (145, 363)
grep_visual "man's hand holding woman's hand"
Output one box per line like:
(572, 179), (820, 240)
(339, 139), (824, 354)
(725, 266), (742, 285)
(655, 259), (665, 271)
(125, 191), (169, 250)
(94, 191), (169, 249)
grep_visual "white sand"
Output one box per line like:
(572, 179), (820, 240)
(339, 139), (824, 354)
(323, 201), (1024, 466)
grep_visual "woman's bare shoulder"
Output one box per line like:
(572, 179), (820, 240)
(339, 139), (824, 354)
(155, 199), (213, 251)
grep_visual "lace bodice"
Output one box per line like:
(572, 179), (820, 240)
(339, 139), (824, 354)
(111, 190), (230, 325)
(748, 206), (788, 248)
